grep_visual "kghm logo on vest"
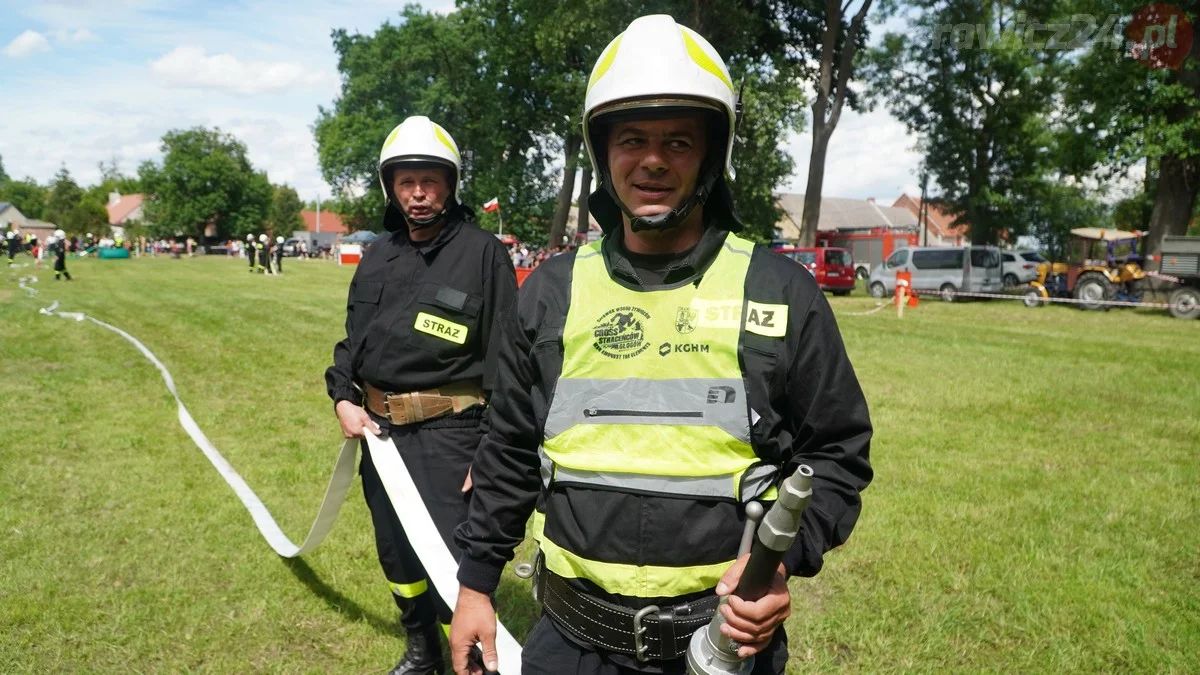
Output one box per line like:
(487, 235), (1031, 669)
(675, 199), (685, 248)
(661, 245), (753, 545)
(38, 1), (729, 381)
(674, 306), (698, 334)
(658, 341), (711, 357)
(593, 306), (650, 359)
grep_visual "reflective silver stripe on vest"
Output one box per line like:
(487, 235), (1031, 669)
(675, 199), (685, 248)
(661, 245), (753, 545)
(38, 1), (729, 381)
(539, 445), (554, 489)
(543, 378), (750, 442)
(722, 240), (753, 259)
(740, 464), (779, 501)
(551, 465), (738, 499)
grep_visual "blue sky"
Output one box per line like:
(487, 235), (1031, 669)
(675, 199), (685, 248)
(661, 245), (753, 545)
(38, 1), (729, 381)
(0, 1), (924, 206)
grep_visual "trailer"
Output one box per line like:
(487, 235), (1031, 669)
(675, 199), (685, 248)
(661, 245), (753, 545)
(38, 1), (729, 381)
(1161, 236), (1200, 320)
(816, 228), (919, 280)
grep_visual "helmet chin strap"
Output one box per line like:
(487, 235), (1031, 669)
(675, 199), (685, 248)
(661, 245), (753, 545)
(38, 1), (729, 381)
(406, 206), (448, 230)
(605, 163), (722, 233)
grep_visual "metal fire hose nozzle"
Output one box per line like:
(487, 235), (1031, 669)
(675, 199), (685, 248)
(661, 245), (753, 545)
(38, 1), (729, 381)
(686, 465), (814, 675)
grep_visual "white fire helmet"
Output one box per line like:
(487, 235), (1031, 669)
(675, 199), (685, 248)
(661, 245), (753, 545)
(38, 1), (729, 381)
(247, 233), (254, 241)
(54, 229), (65, 238)
(276, 236), (284, 244)
(582, 14), (742, 232)
(378, 116), (462, 227)
(258, 234), (268, 243)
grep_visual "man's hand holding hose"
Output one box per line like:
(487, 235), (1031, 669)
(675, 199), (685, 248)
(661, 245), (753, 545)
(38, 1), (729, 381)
(450, 587), (498, 675)
(714, 556), (792, 659)
(335, 400), (380, 438)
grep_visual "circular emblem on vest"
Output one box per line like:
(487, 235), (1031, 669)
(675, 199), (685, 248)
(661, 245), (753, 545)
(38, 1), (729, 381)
(592, 306), (650, 359)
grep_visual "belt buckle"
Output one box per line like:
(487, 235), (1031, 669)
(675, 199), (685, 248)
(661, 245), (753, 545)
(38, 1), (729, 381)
(633, 604), (659, 663)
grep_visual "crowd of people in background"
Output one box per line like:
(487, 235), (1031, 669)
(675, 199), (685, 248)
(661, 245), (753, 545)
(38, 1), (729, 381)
(507, 241), (579, 269)
(6, 222), (581, 273)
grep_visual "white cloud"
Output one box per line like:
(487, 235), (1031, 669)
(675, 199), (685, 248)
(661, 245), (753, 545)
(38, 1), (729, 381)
(3, 30), (52, 58)
(149, 45), (332, 95)
(784, 105), (924, 204)
(51, 28), (99, 45)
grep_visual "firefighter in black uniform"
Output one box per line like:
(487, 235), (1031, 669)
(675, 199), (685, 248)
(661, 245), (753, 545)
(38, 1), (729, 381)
(51, 229), (72, 280)
(257, 234), (271, 273)
(273, 235), (285, 275)
(246, 233), (256, 271)
(7, 229), (24, 263)
(325, 115), (517, 675)
(450, 16), (872, 675)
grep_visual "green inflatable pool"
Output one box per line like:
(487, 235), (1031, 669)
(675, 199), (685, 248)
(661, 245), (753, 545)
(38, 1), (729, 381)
(98, 247), (130, 259)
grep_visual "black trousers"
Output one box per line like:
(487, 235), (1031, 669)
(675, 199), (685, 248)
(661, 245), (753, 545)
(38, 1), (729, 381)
(521, 616), (790, 675)
(359, 408), (483, 631)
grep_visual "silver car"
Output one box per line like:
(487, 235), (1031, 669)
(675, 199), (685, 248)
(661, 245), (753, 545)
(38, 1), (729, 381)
(868, 245), (1003, 301)
(1002, 250), (1044, 287)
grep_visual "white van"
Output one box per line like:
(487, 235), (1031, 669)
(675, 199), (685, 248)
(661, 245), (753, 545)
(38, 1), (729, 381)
(868, 246), (1003, 301)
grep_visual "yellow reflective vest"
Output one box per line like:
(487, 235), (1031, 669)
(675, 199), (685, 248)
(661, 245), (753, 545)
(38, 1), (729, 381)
(539, 233), (780, 600)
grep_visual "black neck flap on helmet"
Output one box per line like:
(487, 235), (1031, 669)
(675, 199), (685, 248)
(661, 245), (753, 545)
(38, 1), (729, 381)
(586, 101), (743, 235)
(380, 157), (458, 232)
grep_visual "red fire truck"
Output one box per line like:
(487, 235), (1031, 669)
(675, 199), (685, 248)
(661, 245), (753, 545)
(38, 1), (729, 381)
(816, 228), (920, 280)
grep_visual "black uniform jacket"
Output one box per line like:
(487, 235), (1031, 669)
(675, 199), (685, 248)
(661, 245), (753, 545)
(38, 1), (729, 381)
(325, 206), (517, 405)
(455, 223), (874, 595)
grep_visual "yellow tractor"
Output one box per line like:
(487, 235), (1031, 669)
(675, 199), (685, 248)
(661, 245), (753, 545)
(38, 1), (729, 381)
(1023, 228), (1146, 310)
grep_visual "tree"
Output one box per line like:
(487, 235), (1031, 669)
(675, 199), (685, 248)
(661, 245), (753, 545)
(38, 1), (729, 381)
(1024, 182), (1107, 261)
(0, 154), (8, 185)
(796, 0), (874, 245)
(1057, 0), (1199, 260)
(865, 0), (1066, 244)
(64, 199), (111, 237)
(314, 6), (557, 241)
(86, 158), (142, 209)
(44, 166), (85, 227)
(316, 2), (815, 245)
(139, 127), (272, 239)
(269, 184), (305, 237)
(0, 178), (47, 220)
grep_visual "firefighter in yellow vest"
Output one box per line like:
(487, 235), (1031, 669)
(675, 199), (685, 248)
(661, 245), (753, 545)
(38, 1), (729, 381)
(450, 15), (873, 675)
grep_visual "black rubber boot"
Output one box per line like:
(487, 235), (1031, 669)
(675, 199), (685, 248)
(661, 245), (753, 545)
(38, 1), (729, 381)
(388, 627), (444, 675)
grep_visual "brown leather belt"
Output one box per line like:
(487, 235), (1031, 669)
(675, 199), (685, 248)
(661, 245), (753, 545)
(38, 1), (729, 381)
(364, 380), (486, 425)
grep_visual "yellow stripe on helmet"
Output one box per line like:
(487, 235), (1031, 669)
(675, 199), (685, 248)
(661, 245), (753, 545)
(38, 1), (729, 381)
(680, 29), (733, 92)
(586, 35), (624, 93)
(383, 125), (402, 151)
(432, 124), (461, 160)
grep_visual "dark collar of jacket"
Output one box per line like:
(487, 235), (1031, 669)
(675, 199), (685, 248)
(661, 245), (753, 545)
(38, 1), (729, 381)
(381, 203), (475, 261)
(601, 220), (731, 288)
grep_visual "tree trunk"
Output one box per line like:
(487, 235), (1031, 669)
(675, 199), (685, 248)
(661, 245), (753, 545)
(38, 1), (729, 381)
(798, 0), (872, 246)
(1145, 152), (1199, 264)
(800, 133), (830, 246)
(549, 131), (581, 248)
(576, 164), (592, 242)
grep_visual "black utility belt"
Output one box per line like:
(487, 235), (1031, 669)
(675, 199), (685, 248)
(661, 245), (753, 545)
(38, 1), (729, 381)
(538, 566), (718, 662)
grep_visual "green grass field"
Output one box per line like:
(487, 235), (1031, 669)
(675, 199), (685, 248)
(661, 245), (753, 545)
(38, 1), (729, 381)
(2, 254), (1198, 673)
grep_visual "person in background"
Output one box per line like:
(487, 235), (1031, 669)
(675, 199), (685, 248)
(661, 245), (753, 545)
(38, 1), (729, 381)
(257, 234), (270, 273)
(273, 235), (285, 275)
(50, 229), (72, 281)
(325, 115), (517, 675)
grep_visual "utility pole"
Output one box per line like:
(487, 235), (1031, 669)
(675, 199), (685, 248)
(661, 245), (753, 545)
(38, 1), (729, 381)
(919, 170), (929, 247)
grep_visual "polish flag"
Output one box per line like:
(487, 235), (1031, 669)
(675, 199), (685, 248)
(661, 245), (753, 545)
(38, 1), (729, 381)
(482, 197), (500, 213)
